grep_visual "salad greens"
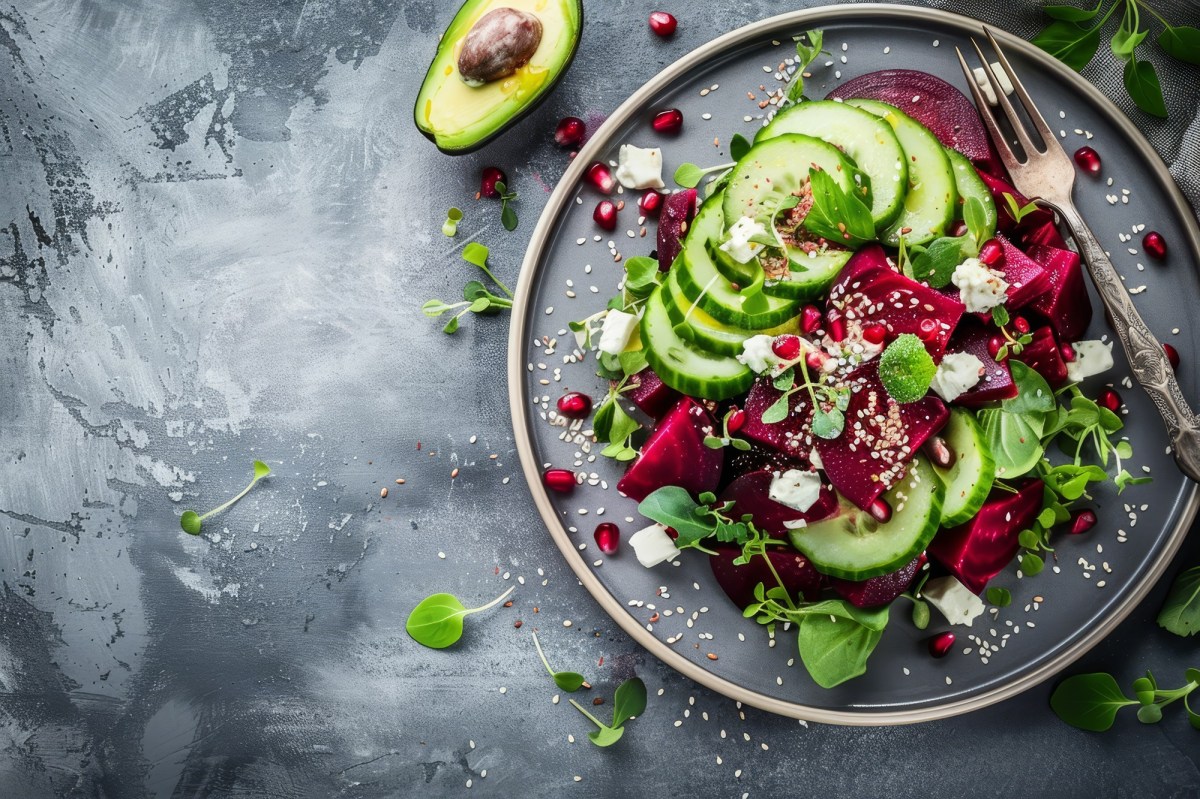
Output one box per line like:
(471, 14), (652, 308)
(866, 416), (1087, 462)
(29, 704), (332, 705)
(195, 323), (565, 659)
(1051, 668), (1200, 731)
(405, 586), (514, 649)
(422, 242), (514, 334)
(785, 29), (829, 105)
(531, 631), (587, 692)
(1158, 565), (1200, 637)
(180, 460), (271, 536)
(442, 206), (463, 237)
(493, 180), (519, 231)
(569, 677), (647, 746)
(878, 334), (937, 403)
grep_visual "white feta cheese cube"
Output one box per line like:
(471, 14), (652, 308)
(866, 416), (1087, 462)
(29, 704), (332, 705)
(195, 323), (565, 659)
(952, 257), (1009, 314)
(922, 576), (985, 627)
(768, 469), (823, 513)
(930, 352), (985, 402)
(736, 334), (779, 374)
(718, 216), (768, 264)
(615, 144), (665, 190)
(597, 309), (639, 355)
(1065, 339), (1114, 384)
(628, 523), (679, 567)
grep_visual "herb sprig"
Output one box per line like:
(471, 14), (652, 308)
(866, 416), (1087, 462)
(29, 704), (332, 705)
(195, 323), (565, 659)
(569, 677), (647, 746)
(1051, 668), (1200, 731)
(802, 167), (875, 248)
(762, 353), (850, 439)
(493, 180), (519, 231)
(703, 407), (754, 451)
(784, 30), (829, 105)
(422, 243), (514, 334)
(180, 460), (271, 535)
(405, 586), (515, 649)
(531, 631), (587, 692)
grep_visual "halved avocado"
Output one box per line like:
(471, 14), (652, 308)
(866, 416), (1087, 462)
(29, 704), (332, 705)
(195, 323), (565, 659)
(414, 0), (583, 154)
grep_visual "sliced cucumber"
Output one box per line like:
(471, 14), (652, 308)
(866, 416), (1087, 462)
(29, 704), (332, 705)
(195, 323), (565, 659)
(933, 408), (997, 527)
(945, 147), (997, 241)
(662, 268), (797, 356)
(641, 281), (754, 400)
(763, 247), (853, 301)
(788, 457), (944, 581)
(845, 99), (957, 247)
(759, 100), (907, 230)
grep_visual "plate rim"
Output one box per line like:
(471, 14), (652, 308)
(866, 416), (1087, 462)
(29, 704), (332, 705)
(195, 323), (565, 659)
(506, 2), (1200, 725)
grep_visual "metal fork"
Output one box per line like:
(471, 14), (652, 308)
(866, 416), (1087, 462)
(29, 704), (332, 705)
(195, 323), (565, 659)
(957, 28), (1200, 482)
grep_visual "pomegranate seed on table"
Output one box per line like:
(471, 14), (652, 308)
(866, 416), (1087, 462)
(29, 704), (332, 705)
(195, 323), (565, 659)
(648, 10), (677, 37)
(480, 166), (506, 198)
(800, 304), (823, 335)
(638, 189), (664, 217)
(586, 161), (615, 193)
(594, 199), (618, 230)
(1143, 230), (1168, 260)
(978, 238), (1004, 266)
(557, 392), (592, 418)
(554, 116), (586, 148)
(928, 631), (956, 658)
(1069, 509), (1098, 535)
(543, 468), (577, 493)
(1073, 145), (1102, 175)
(1098, 388), (1121, 412)
(772, 334), (802, 361)
(652, 108), (684, 135)
(1164, 342), (1181, 371)
(594, 522), (620, 555)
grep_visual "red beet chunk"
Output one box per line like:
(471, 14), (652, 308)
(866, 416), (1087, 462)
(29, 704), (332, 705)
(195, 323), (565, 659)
(740, 377), (815, 458)
(1016, 218), (1067, 250)
(719, 469), (838, 539)
(927, 480), (1044, 594)
(830, 557), (920, 608)
(825, 69), (1000, 174)
(815, 361), (949, 512)
(656, 188), (698, 271)
(946, 318), (1017, 406)
(624, 367), (680, 418)
(617, 397), (723, 502)
(1027, 244), (1093, 341)
(995, 234), (1052, 309)
(976, 170), (1054, 233)
(1015, 325), (1069, 388)
(709, 545), (823, 608)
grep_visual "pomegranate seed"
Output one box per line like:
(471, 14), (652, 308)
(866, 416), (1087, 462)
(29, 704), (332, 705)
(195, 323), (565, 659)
(1098, 388), (1121, 412)
(652, 108), (684, 136)
(554, 116), (586, 148)
(988, 335), (1005, 359)
(772, 334), (802, 361)
(861, 323), (887, 345)
(638, 189), (664, 217)
(927, 631), (956, 658)
(585, 161), (615, 194)
(648, 10), (677, 37)
(557, 392), (592, 418)
(1012, 316), (1030, 335)
(799, 304), (823, 335)
(1060, 342), (1076, 363)
(1164, 342), (1180, 371)
(947, 219), (968, 237)
(594, 522), (620, 555)
(543, 468), (577, 493)
(594, 199), (618, 230)
(1069, 509), (1098, 535)
(1073, 145), (1102, 175)
(727, 408), (746, 433)
(805, 351), (827, 371)
(917, 317), (939, 342)
(868, 497), (892, 524)
(1143, 230), (1168, 260)
(480, 166), (507, 198)
(923, 435), (955, 469)
(826, 313), (847, 343)
(978, 238), (1004, 266)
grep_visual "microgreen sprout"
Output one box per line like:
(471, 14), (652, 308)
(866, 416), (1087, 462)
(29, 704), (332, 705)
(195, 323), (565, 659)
(531, 631), (587, 692)
(405, 586), (515, 649)
(1051, 667), (1200, 731)
(421, 243), (514, 334)
(1001, 192), (1042, 225)
(493, 180), (519, 231)
(568, 677), (647, 747)
(179, 460), (271, 535)
(703, 407), (753, 451)
(442, 206), (463, 237)
(673, 161), (735, 189)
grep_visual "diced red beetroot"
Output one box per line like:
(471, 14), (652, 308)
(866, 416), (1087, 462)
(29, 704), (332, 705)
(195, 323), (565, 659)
(721, 446), (810, 491)
(838, 243), (894, 286)
(623, 367), (680, 418)
(995, 234), (1052, 309)
(656, 189), (698, 271)
(709, 545), (823, 608)
(617, 397), (723, 502)
(945, 318), (1017, 406)
(927, 480), (1044, 594)
(830, 557), (920, 608)
(825, 69), (1000, 174)
(976, 170), (1054, 233)
(1016, 218), (1067, 250)
(828, 262), (965, 359)
(719, 469), (838, 539)
(740, 378), (814, 458)
(1027, 244), (1093, 341)
(1015, 325), (1069, 388)
(815, 361), (949, 511)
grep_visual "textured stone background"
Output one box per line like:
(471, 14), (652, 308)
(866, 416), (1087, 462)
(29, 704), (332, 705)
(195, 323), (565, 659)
(1, 1), (1199, 797)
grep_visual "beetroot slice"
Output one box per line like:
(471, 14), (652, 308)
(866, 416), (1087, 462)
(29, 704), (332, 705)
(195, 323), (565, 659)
(826, 69), (1000, 174)
(1027, 244), (1092, 341)
(616, 397), (722, 502)
(946, 318), (1017, 406)
(656, 188), (698, 271)
(719, 469), (838, 539)
(1017, 219), (1067, 250)
(1015, 325), (1069, 388)
(830, 557), (920, 608)
(740, 377), (814, 458)
(709, 545), (823, 608)
(995, 233), (1052, 309)
(624, 367), (680, 418)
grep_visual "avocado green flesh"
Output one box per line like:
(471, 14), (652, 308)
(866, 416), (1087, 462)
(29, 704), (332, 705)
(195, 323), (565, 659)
(414, 0), (582, 154)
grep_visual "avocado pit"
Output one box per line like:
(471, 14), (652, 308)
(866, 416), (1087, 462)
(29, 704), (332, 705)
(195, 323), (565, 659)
(458, 7), (543, 87)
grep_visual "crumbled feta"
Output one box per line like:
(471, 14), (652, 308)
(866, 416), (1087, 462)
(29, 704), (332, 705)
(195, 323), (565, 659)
(922, 576), (985, 626)
(930, 352), (985, 402)
(597, 309), (639, 355)
(768, 469), (822, 513)
(1065, 339), (1114, 384)
(783, 518), (808, 530)
(718, 216), (768, 264)
(952, 257), (1009, 314)
(615, 144), (665, 190)
(736, 334), (779, 374)
(972, 63), (1014, 105)
(809, 447), (823, 471)
(628, 523), (679, 567)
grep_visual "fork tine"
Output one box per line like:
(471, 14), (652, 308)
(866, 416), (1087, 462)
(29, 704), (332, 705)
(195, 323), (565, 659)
(954, 46), (1024, 175)
(983, 26), (1057, 151)
(970, 37), (1039, 159)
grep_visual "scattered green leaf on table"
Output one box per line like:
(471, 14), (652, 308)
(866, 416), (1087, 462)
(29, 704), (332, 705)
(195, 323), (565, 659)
(569, 677), (647, 747)
(1158, 565), (1200, 636)
(406, 586), (514, 649)
(532, 631), (587, 692)
(179, 460), (271, 536)
(1050, 672), (1137, 731)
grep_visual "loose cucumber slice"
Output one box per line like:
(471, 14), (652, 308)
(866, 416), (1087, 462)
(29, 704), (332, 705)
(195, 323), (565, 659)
(788, 457), (944, 581)
(641, 281), (754, 400)
(763, 247), (853, 301)
(933, 408), (997, 527)
(759, 99), (907, 230)
(662, 268), (797, 356)
(945, 147), (997, 241)
(846, 99), (957, 246)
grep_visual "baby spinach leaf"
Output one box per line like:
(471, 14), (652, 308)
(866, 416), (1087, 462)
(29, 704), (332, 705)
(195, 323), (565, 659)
(405, 586), (514, 649)
(1050, 672), (1138, 731)
(1160, 25), (1200, 65)
(637, 486), (716, 546)
(612, 676), (647, 727)
(1158, 565), (1200, 637)
(532, 631), (587, 692)
(1124, 54), (1167, 118)
(1032, 20), (1103, 72)
(796, 601), (888, 688)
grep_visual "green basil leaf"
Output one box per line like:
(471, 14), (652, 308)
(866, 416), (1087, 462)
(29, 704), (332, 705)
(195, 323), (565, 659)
(406, 593), (469, 648)
(803, 167), (876, 247)
(730, 133), (751, 162)
(1050, 672), (1137, 731)
(612, 677), (647, 727)
(1032, 20), (1102, 72)
(1124, 56), (1167, 118)
(637, 486), (715, 546)
(1160, 25), (1200, 65)
(910, 236), (971, 288)
(1157, 565), (1200, 637)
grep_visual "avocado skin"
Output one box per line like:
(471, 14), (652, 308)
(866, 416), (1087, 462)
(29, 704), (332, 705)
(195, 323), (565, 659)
(414, 0), (583, 155)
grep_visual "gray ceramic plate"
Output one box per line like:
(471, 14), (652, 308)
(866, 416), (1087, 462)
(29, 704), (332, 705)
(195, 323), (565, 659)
(507, 4), (1200, 723)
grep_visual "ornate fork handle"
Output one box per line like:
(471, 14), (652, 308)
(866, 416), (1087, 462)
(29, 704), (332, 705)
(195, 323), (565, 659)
(1050, 200), (1200, 482)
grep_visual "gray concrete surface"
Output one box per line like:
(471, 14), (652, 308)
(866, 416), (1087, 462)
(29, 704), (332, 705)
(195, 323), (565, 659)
(2, 1), (1199, 797)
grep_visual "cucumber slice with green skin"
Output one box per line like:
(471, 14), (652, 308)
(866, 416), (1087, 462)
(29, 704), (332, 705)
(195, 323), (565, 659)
(675, 199), (799, 329)
(641, 281), (754, 400)
(762, 247), (853, 301)
(933, 408), (997, 527)
(945, 147), (997, 241)
(662, 268), (798, 356)
(788, 457), (944, 581)
(759, 100), (907, 230)
(846, 99), (957, 247)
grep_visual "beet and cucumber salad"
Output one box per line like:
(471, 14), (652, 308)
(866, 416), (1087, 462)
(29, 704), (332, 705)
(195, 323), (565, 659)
(555, 62), (1151, 689)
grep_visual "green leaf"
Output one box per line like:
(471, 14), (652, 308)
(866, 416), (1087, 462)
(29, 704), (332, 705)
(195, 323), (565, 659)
(1021, 552), (1045, 575)
(463, 280), (488, 301)
(986, 587), (1013, 608)
(992, 305), (1011, 328)
(442, 315), (460, 334)
(1004, 361), (1056, 414)
(180, 460), (273, 535)
(462, 242), (489, 267)
(637, 486), (716, 546)
(794, 28), (824, 66)
(674, 163), (704, 188)
(878, 334), (937, 403)
(179, 510), (202, 535)
(501, 201), (518, 231)
(963, 196), (990, 249)
(803, 167), (876, 248)
(911, 599), (931, 630)
(1050, 672), (1137, 731)
(811, 407), (844, 439)
(1032, 20), (1103, 72)
(1110, 15), (1147, 59)
(1124, 55), (1167, 118)
(618, 348), (649, 378)
(442, 206), (462, 237)
(612, 677), (647, 727)
(587, 724), (625, 747)
(406, 587), (512, 649)
(730, 133), (751, 162)
(1043, 0), (1103, 22)
(623, 256), (660, 296)
(555, 671), (586, 692)
(1158, 565), (1200, 636)
(761, 393), (792, 425)
(1136, 703), (1163, 724)
(422, 299), (459, 317)
(981, 408), (1045, 478)
(796, 602), (887, 688)
(910, 236), (972, 288)
(1001, 192), (1043, 225)
(1132, 676), (1156, 705)
(773, 369), (795, 391)
(1160, 26), (1200, 65)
